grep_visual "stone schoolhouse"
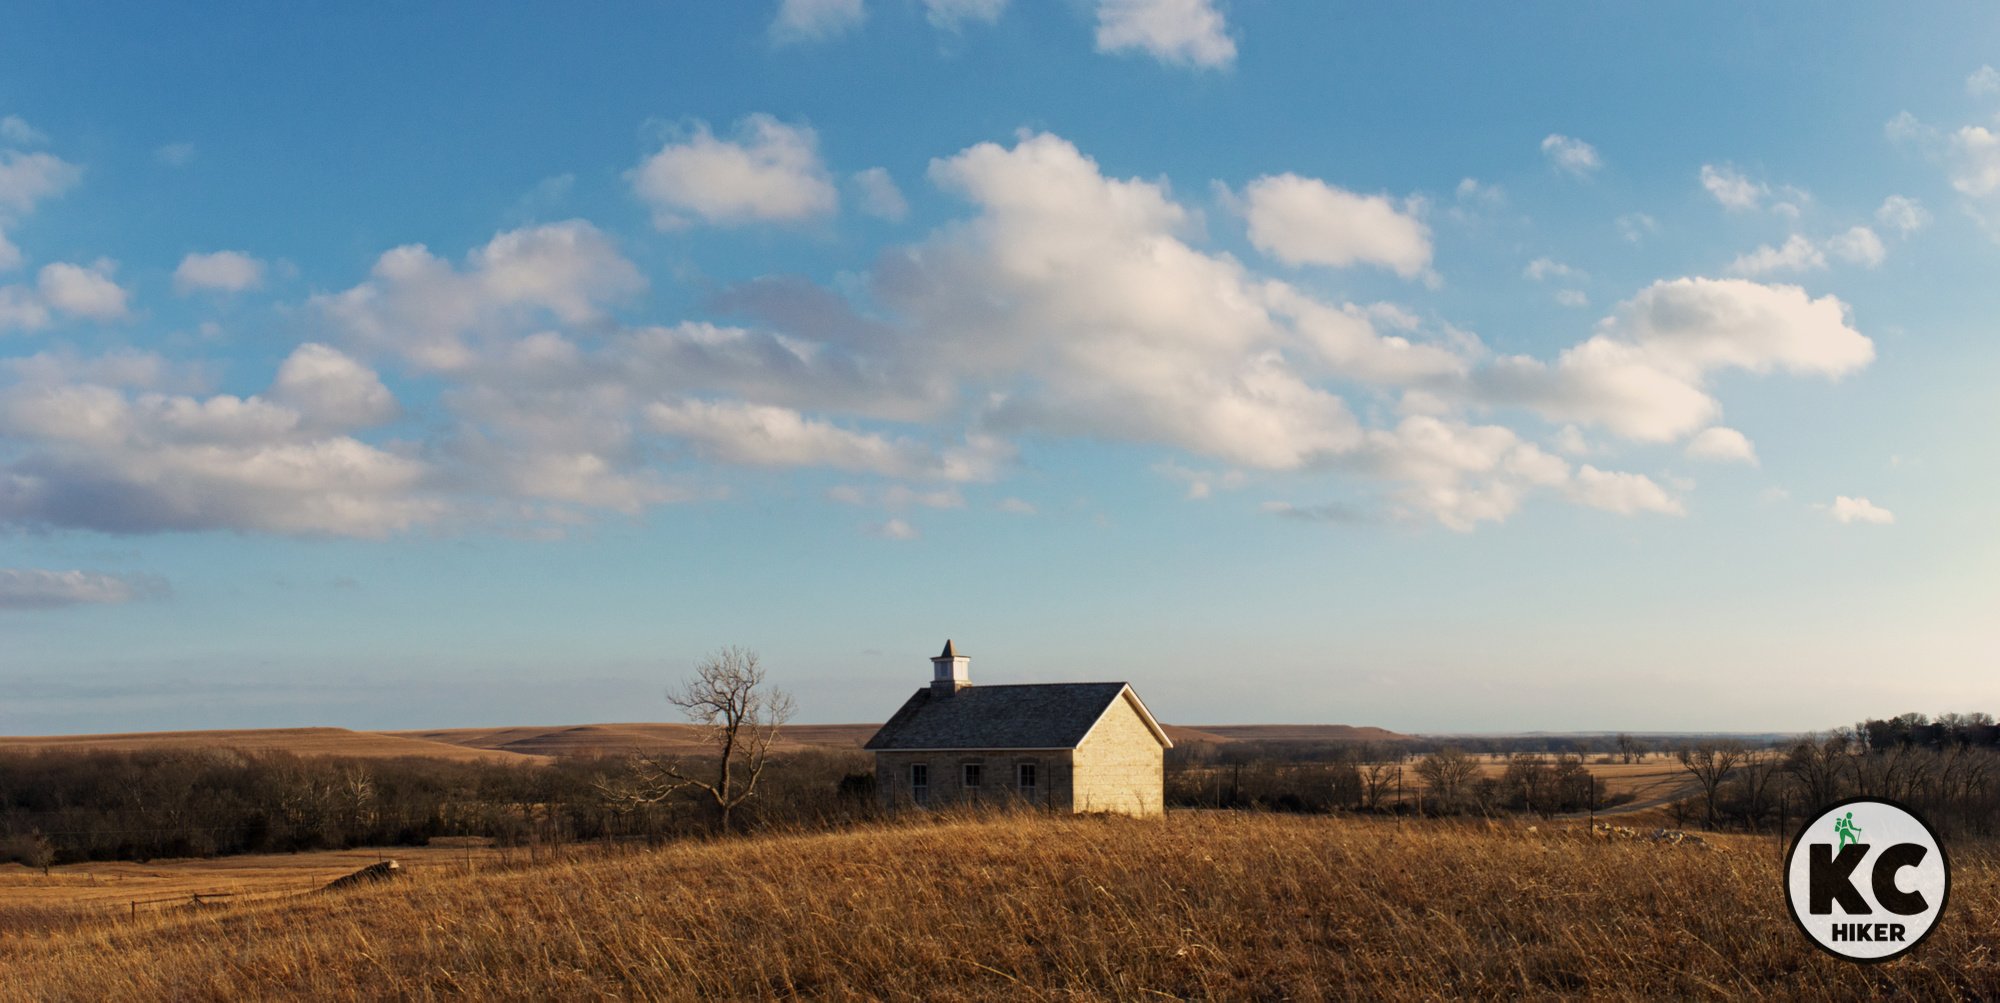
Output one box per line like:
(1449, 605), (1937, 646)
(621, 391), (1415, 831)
(863, 641), (1171, 817)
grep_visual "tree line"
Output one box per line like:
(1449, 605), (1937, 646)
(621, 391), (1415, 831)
(1166, 742), (1613, 818)
(1658, 712), (2000, 838)
(0, 746), (875, 869)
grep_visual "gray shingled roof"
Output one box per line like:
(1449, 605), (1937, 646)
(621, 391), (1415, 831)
(864, 683), (1137, 750)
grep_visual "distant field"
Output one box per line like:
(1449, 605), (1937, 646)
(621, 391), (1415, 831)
(2, 812), (1991, 999)
(1463, 752), (1696, 808)
(0, 720), (1414, 762)
(0, 727), (541, 764)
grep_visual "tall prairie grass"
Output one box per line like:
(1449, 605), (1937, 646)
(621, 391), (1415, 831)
(2, 810), (1993, 1000)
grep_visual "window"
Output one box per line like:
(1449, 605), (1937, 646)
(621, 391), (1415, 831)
(910, 763), (928, 804)
(1017, 763), (1038, 793)
(962, 763), (983, 789)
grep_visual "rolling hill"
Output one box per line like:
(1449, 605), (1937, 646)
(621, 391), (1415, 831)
(0, 727), (541, 764)
(1174, 724), (1410, 743)
(0, 721), (1412, 763)
(382, 723), (883, 758)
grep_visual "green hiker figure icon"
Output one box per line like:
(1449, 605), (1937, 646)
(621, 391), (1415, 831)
(1834, 812), (1862, 848)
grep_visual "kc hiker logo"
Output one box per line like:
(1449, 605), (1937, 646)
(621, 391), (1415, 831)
(1784, 797), (1950, 962)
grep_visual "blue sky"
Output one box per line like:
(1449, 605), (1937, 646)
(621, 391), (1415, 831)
(2, 2), (1996, 735)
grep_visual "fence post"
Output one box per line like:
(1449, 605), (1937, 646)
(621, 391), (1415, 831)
(1777, 793), (1788, 866)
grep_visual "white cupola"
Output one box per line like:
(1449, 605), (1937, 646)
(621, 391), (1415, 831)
(930, 638), (971, 697)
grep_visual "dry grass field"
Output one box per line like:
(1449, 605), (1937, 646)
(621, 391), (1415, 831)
(2, 811), (1992, 1000)
(1472, 753), (1697, 809)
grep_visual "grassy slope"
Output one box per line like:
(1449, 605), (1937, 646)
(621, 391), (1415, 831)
(3, 813), (1994, 1001)
(0, 846), (513, 914)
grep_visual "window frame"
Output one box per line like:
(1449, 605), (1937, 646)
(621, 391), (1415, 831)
(910, 762), (929, 804)
(962, 762), (983, 789)
(1017, 762), (1038, 794)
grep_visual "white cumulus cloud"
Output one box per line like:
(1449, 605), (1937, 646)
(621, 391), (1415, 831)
(1700, 163), (1768, 211)
(1541, 134), (1601, 177)
(1949, 125), (2000, 198)
(1824, 226), (1885, 267)
(1095, 0), (1236, 69)
(646, 398), (1002, 481)
(36, 261), (129, 321)
(888, 133), (1368, 470)
(771, 0), (865, 43)
(1886, 100), (2000, 238)
(1875, 195), (1930, 235)
(314, 220), (643, 371)
(1524, 258), (1582, 282)
(1684, 426), (1758, 465)
(0, 367), (442, 537)
(268, 343), (398, 429)
(628, 115), (838, 229)
(1729, 234), (1826, 275)
(0, 150), (82, 215)
(1824, 495), (1894, 525)
(1565, 464), (1685, 516)
(1478, 278), (1873, 442)
(2, 128), (1888, 540)
(174, 250), (266, 294)
(1239, 173), (1432, 278)
(1730, 228), (1885, 276)
(1968, 65), (2000, 97)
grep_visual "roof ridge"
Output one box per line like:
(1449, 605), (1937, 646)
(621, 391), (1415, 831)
(862, 680), (1146, 751)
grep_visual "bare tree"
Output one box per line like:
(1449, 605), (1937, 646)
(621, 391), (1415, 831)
(1782, 732), (1850, 810)
(1359, 760), (1398, 811)
(1, 832), (54, 874)
(1615, 733), (1643, 764)
(1503, 753), (1552, 815)
(1731, 755), (1781, 833)
(1677, 741), (1746, 829)
(1415, 747), (1479, 814)
(601, 646), (795, 833)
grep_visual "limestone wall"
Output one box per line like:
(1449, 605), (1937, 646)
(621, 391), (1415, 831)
(874, 749), (1074, 811)
(1069, 692), (1165, 816)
